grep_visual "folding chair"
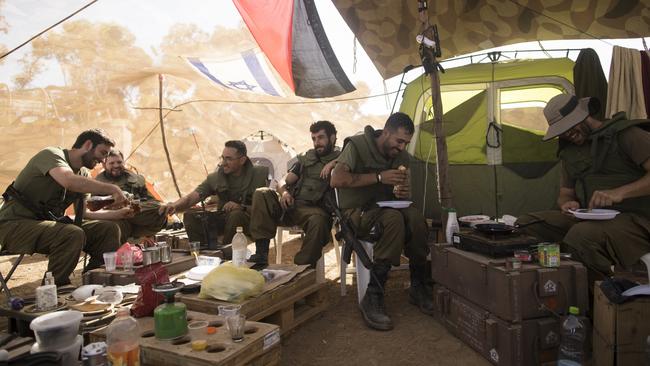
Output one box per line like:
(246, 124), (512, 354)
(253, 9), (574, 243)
(0, 249), (25, 304)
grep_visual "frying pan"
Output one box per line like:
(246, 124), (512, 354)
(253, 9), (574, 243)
(473, 223), (516, 235)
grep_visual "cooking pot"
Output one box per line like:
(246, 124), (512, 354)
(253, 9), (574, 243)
(142, 246), (161, 266)
(473, 222), (516, 235)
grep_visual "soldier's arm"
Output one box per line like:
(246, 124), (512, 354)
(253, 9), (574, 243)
(589, 158), (650, 208)
(49, 166), (126, 205)
(330, 162), (379, 188)
(277, 172), (299, 196)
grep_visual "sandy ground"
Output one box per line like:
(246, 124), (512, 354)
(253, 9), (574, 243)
(0, 237), (489, 366)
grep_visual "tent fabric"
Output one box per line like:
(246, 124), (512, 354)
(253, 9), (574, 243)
(606, 46), (647, 119)
(332, 0), (650, 79)
(234, 0), (355, 98)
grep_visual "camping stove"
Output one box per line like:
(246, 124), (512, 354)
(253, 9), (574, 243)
(451, 230), (540, 257)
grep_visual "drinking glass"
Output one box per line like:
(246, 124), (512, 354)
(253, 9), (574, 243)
(103, 252), (117, 272)
(189, 241), (201, 265)
(119, 250), (133, 271)
(226, 314), (246, 343)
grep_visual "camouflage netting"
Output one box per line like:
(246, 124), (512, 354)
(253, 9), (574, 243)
(333, 0), (650, 78)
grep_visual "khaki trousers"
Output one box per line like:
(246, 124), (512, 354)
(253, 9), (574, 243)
(115, 208), (167, 243)
(183, 209), (250, 245)
(0, 219), (121, 285)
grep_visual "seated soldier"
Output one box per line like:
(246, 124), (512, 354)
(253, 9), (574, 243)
(248, 121), (339, 265)
(95, 150), (167, 244)
(0, 129), (129, 286)
(330, 112), (433, 331)
(517, 94), (650, 287)
(159, 140), (268, 251)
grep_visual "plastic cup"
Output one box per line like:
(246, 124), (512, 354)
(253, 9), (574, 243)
(218, 304), (241, 318)
(103, 252), (116, 272)
(189, 241), (201, 265)
(226, 314), (245, 343)
(188, 320), (208, 340)
(119, 250), (133, 271)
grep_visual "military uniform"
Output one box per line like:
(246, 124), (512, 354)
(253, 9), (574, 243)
(518, 113), (650, 280)
(96, 170), (167, 243)
(183, 160), (268, 245)
(337, 126), (428, 266)
(249, 148), (339, 266)
(0, 147), (120, 285)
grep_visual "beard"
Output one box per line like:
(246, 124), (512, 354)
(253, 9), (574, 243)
(108, 167), (124, 178)
(316, 143), (334, 157)
(81, 150), (97, 169)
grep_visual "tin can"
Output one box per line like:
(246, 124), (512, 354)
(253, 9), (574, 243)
(82, 342), (107, 366)
(159, 242), (172, 264)
(538, 243), (560, 267)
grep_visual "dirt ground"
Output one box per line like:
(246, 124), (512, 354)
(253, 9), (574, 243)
(0, 237), (489, 366)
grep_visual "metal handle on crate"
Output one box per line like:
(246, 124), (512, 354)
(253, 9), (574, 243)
(485, 319), (498, 348)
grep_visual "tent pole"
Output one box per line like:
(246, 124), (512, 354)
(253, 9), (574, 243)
(158, 74), (182, 198)
(418, 3), (453, 232)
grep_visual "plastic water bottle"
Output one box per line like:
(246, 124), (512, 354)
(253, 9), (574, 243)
(558, 306), (586, 366)
(106, 308), (140, 366)
(445, 208), (460, 244)
(231, 226), (248, 266)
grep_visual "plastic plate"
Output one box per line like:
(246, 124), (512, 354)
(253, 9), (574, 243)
(377, 200), (412, 209)
(569, 209), (620, 220)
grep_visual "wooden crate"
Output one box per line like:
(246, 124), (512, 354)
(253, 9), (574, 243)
(177, 268), (328, 336)
(593, 281), (650, 366)
(90, 310), (281, 366)
(0, 333), (34, 361)
(83, 253), (199, 285)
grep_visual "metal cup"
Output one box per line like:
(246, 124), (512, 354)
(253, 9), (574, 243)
(158, 242), (172, 264)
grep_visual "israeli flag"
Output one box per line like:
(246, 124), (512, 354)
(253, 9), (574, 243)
(186, 50), (286, 97)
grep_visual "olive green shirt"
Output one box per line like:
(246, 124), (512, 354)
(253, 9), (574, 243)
(0, 147), (88, 221)
(195, 159), (268, 209)
(96, 169), (160, 210)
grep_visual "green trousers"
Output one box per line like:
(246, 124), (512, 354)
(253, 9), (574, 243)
(249, 188), (332, 266)
(183, 209), (250, 245)
(115, 207), (167, 244)
(0, 219), (121, 285)
(517, 210), (650, 277)
(345, 206), (429, 266)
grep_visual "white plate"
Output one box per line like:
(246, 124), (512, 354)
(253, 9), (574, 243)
(187, 265), (218, 281)
(377, 200), (412, 209)
(569, 208), (620, 220)
(458, 215), (490, 225)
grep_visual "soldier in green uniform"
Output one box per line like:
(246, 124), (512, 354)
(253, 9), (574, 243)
(159, 140), (268, 249)
(96, 150), (167, 244)
(330, 112), (432, 331)
(517, 94), (650, 287)
(248, 121), (339, 265)
(0, 129), (130, 286)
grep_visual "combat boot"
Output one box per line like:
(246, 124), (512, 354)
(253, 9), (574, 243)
(249, 239), (270, 264)
(359, 261), (393, 331)
(409, 262), (435, 316)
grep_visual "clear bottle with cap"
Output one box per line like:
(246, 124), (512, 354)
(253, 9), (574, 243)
(231, 226), (248, 266)
(35, 272), (57, 311)
(445, 208), (460, 244)
(557, 306), (586, 366)
(106, 308), (140, 366)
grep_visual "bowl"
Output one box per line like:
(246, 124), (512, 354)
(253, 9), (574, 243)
(30, 310), (82, 349)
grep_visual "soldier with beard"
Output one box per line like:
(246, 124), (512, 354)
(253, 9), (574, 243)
(0, 129), (129, 286)
(248, 121), (339, 266)
(95, 150), (167, 244)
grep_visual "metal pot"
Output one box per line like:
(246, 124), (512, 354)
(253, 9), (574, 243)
(142, 246), (161, 266)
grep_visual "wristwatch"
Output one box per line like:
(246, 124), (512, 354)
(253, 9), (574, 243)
(376, 172), (382, 183)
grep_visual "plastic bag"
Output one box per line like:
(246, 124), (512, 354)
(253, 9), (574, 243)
(199, 263), (264, 303)
(131, 263), (169, 317)
(115, 242), (143, 266)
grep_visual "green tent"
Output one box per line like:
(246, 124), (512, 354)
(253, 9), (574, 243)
(400, 58), (575, 219)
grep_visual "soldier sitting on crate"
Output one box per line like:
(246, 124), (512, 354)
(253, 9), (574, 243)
(247, 120), (339, 266)
(0, 129), (129, 286)
(159, 140), (269, 253)
(517, 94), (650, 287)
(95, 149), (167, 244)
(330, 112), (432, 331)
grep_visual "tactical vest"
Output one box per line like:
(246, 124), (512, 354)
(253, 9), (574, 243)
(560, 112), (650, 217)
(97, 171), (153, 201)
(338, 126), (410, 210)
(293, 149), (339, 203)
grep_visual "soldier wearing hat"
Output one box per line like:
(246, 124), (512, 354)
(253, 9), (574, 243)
(518, 94), (650, 286)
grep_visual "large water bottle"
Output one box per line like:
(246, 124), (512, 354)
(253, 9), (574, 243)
(231, 226), (248, 266)
(106, 308), (140, 366)
(558, 306), (586, 366)
(445, 208), (460, 244)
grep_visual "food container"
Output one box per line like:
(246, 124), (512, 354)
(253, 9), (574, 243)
(505, 257), (522, 270)
(538, 243), (560, 267)
(142, 246), (161, 266)
(514, 250), (532, 262)
(158, 242), (172, 264)
(30, 310), (82, 349)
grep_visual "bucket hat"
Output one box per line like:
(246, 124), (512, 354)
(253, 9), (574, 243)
(542, 94), (597, 141)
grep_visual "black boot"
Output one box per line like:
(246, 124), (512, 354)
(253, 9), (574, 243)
(359, 261), (393, 331)
(249, 239), (270, 264)
(409, 262), (435, 316)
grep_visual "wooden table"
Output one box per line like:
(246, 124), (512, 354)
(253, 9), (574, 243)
(82, 252), (220, 286)
(177, 266), (328, 337)
(90, 310), (281, 366)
